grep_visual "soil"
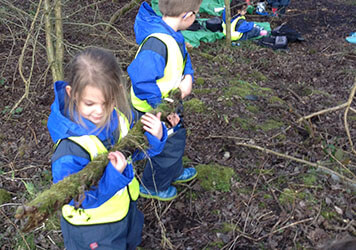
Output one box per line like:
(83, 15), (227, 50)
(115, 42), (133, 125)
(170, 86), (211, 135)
(0, 0), (356, 249)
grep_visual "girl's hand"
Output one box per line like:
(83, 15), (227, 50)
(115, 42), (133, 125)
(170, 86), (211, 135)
(108, 151), (127, 173)
(141, 112), (163, 140)
(167, 113), (180, 128)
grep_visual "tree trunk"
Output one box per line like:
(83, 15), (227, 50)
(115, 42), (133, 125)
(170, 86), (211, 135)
(43, 0), (63, 82)
(54, 0), (64, 80)
(224, 0), (232, 46)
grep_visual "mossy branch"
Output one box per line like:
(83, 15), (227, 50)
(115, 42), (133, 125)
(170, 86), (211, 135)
(15, 90), (182, 232)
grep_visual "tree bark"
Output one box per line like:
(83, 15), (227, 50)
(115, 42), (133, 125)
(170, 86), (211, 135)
(224, 0), (232, 46)
(54, 0), (63, 80)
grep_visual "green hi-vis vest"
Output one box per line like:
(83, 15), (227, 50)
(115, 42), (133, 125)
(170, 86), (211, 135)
(60, 111), (139, 225)
(222, 16), (246, 41)
(131, 33), (186, 112)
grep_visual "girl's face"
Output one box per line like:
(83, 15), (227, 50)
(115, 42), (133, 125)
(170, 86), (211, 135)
(66, 85), (110, 126)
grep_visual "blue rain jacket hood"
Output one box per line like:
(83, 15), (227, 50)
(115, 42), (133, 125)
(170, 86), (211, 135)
(134, 2), (186, 46)
(47, 81), (119, 144)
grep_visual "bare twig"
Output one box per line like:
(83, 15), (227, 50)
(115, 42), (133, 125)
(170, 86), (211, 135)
(297, 102), (349, 123)
(8, 0), (43, 117)
(344, 79), (356, 155)
(322, 145), (356, 179)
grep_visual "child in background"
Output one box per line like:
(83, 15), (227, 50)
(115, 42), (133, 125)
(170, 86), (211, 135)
(222, 2), (268, 41)
(267, 0), (291, 16)
(47, 47), (167, 249)
(128, 0), (203, 201)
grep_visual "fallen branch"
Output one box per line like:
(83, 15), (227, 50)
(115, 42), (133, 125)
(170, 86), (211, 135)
(15, 90), (181, 232)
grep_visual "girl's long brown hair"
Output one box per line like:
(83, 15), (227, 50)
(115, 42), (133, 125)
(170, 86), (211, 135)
(65, 47), (132, 133)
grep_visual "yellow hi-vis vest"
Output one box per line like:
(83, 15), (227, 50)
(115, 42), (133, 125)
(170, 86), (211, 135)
(222, 16), (246, 41)
(130, 33), (186, 112)
(60, 111), (139, 225)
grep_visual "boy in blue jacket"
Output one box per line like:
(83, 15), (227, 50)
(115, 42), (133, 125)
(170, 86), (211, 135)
(222, 2), (268, 41)
(127, 0), (202, 201)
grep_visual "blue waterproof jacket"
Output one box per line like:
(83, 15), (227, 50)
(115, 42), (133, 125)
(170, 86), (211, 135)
(222, 10), (254, 33)
(127, 2), (194, 109)
(47, 81), (167, 209)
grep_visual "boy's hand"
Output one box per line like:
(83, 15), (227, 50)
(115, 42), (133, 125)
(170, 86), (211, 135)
(108, 151), (127, 173)
(167, 113), (180, 128)
(179, 74), (192, 99)
(141, 112), (163, 140)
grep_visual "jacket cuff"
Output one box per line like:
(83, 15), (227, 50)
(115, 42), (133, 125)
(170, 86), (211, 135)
(145, 121), (168, 156)
(106, 161), (134, 182)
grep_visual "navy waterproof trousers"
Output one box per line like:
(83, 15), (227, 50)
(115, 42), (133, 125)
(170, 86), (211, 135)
(142, 126), (185, 191)
(61, 201), (144, 250)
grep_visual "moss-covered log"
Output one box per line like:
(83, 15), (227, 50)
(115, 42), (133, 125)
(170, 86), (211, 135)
(15, 90), (182, 232)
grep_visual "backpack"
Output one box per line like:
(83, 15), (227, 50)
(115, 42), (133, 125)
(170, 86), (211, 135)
(258, 35), (288, 50)
(271, 24), (304, 42)
(206, 17), (223, 32)
(187, 20), (203, 31)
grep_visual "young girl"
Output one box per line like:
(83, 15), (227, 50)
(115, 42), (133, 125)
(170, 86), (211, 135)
(47, 47), (167, 250)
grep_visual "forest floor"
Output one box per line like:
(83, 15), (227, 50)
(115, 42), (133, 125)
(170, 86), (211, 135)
(0, 0), (356, 249)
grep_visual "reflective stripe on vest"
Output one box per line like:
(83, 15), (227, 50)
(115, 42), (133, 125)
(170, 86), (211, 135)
(222, 16), (246, 41)
(131, 33), (185, 112)
(60, 111), (139, 225)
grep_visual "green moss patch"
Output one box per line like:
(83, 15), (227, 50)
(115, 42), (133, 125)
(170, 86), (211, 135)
(233, 117), (256, 131)
(302, 173), (317, 186)
(248, 70), (268, 82)
(0, 189), (11, 205)
(224, 80), (271, 99)
(246, 105), (259, 113)
(184, 98), (205, 113)
(195, 77), (205, 85)
(193, 88), (218, 95)
(278, 188), (297, 205)
(258, 119), (284, 131)
(269, 96), (284, 104)
(196, 164), (235, 192)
